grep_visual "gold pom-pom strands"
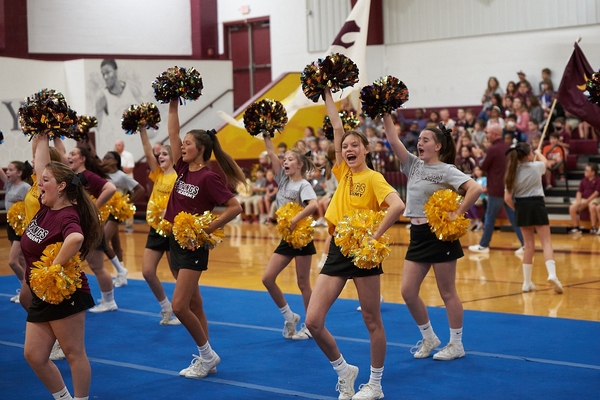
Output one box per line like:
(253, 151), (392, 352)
(30, 242), (83, 305)
(146, 196), (172, 237)
(121, 102), (161, 134)
(423, 189), (470, 242)
(275, 202), (315, 249)
(360, 76), (409, 119)
(334, 209), (391, 269)
(243, 99), (288, 138)
(173, 211), (224, 251)
(301, 53), (359, 103)
(7, 201), (27, 236)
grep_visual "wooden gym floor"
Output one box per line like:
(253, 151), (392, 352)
(1, 221), (599, 322)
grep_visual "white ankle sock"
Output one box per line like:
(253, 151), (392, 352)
(159, 298), (171, 312)
(523, 263), (533, 285)
(198, 342), (213, 360)
(101, 290), (114, 303)
(279, 304), (294, 322)
(449, 327), (463, 344)
(331, 355), (350, 378)
(418, 321), (436, 340)
(52, 387), (72, 400)
(109, 256), (125, 274)
(74, 397), (89, 400)
(545, 260), (557, 279)
(368, 366), (384, 387)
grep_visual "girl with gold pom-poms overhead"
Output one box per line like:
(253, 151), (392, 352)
(380, 76), (482, 363)
(20, 132), (103, 400)
(259, 127), (318, 341)
(18, 89), (78, 140)
(162, 90), (246, 379)
(243, 99), (288, 138)
(304, 72), (405, 398)
(360, 75), (409, 120)
(152, 66), (203, 104)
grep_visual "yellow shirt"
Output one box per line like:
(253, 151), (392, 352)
(325, 162), (397, 235)
(24, 174), (40, 224)
(147, 168), (177, 214)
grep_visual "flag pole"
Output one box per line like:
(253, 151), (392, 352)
(538, 98), (557, 151)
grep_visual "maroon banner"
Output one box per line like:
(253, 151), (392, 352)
(557, 42), (600, 132)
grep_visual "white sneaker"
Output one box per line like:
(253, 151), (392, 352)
(352, 383), (384, 400)
(468, 244), (489, 253)
(522, 282), (536, 292)
(433, 342), (465, 360)
(357, 295), (384, 311)
(160, 309), (182, 325)
(49, 340), (65, 360)
(9, 289), (20, 303)
(514, 246), (525, 255)
(336, 365), (358, 400)
(548, 277), (563, 294)
(113, 268), (128, 288)
(179, 355), (217, 376)
(89, 300), (118, 313)
(291, 324), (312, 340)
(185, 352), (221, 379)
(410, 336), (441, 358)
(282, 313), (300, 339)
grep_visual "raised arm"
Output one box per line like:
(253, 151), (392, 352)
(168, 101), (182, 162)
(323, 89), (345, 166)
(263, 135), (281, 175)
(34, 133), (51, 179)
(140, 126), (159, 172)
(382, 113), (409, 166)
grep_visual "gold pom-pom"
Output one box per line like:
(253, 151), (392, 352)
(334, 210), (391, 269)
(146, 196), (172, 237)
(107, 192), (136, 222)
(30, 242), (83, 304)
(423, 189), (470, 241)
(275, 202), (315, 249)
(7, 201), (28, 236)
(90, 195), (110, 222)
(172, 211), (224, 251)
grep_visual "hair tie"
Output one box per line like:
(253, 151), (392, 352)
(206, 129), (217, 138)
(438, 123), (452, 138)
(305, 150), (312, 158)
(71, 172), (87, 187)
(24, 160), (33, 173)
(504, 143), (527, 156)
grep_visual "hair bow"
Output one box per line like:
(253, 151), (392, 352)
(438, 123), (452, 137)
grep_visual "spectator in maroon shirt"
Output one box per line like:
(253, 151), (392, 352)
(468, 123), (524, 253)
(568, 162), (600, 234)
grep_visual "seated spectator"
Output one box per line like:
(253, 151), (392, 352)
(277, 142), (288, 154)
(259, 169), (278, 224)
(539, 78), (555, 113)
(502, 95), (514, 118)
(538, 68), (552, 94)
(248, 167), (267, 223)
(439, 108), (456, 130)
(542, 132), (566, 189)
(235, 169), (255, 223)
(526, 95), (544, 127)
(552, 116), (571, 153)
(568, 162), (600, 234)
(504, 114), (527, 143)
(526, 118), (542, 145)
(397, 107), (427, 132)
(464, 108), (476, 133)
(456, 145), (476, 177)
(371, 140), (389, 174)
(365, 126), (381, 149)
(503, 131), (515, 146)
(259, 150), (271, 170)
(480, 76), (503, 118)
(530, 134), (542, 152)
(472, 118), (487, 148)
(401, 121), (419, 155)
(486, 106), (505, 129)
(427, 109), (440, 126)
(513, 97), (530, 133)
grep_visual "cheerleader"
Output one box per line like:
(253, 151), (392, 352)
(1, 159), (33, 303)
(382, 115), (482, 362)
(305, 89), (405, 400)
(138, 126), (180, 325)
(165, 101), (245, 379)
(67, 146), (118, 313)
(22, 133), (102, 400)
(504, 143), (563, 293)
(261, 134), (318, 340)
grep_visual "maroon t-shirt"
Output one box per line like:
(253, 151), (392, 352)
(481, 138), (510, 198)
(81, 169), (108, 198)
(21, 204), (91, 295)
(163, 159), (234, 222)
(578, 176), (600, 199)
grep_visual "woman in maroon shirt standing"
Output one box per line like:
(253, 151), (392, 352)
(165, 101), (245, 379)
(67, 146), (117, 312)
(22, 133), (102, 400)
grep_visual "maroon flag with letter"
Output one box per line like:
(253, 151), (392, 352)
(557, 42), (600, 132)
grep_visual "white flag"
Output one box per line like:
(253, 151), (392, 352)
(218, 0), (371, 128)
(283, 0), (371, 120)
